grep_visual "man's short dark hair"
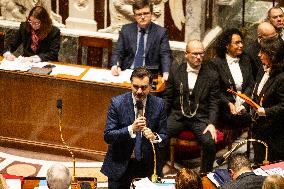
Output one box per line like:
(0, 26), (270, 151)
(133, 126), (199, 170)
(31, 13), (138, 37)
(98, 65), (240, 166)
(228, 153), (251, 173)
(132, 0), (153, 13)
(130, 67), (153, 84)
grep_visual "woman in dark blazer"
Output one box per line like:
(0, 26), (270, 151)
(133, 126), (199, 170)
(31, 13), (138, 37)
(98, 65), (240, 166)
(252, 37), (284, 163)
(3, 6), (60, 62)
(209, 28), (253, 130)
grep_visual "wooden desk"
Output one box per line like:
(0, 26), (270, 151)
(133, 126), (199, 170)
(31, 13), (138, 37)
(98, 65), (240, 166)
(0, 63), (164, 160)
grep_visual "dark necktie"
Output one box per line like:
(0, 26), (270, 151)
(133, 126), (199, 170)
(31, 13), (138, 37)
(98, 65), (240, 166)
(134, 29), (146, 68)
(134, 101), (144, 161)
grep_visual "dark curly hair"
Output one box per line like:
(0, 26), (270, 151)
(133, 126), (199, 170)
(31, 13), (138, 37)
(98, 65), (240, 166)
(260, 37), (284, 76)
(215, 28), (243, 58)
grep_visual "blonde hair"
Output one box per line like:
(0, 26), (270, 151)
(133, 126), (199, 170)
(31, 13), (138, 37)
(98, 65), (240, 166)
(175, 168), (202, 189)
(262, 174), (284, 189)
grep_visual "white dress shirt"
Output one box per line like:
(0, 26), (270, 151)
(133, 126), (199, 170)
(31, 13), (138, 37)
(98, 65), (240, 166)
(187, 63), (200, 93)
(226, 54), (244, 107)
(257, 66), (270, 96)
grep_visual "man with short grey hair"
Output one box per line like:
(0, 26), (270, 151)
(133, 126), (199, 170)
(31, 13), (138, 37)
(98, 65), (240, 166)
(267, 6), (284, 40)
(46, 164), (72, 189)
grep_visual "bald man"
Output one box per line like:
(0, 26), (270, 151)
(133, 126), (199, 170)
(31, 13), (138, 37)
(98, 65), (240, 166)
(163, 40), (220, 173)
(267, 6), (284, 40)
(245, 22), (278, 79)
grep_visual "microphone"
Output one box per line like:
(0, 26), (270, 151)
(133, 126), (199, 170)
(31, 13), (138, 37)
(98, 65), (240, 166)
(216, 139), (269, 166)
(136, 101), (144, 118)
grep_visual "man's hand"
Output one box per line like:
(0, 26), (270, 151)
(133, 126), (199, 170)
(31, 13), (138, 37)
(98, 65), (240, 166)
(235, 105), (246, 115)
(203, 124), (217, 143)
(255, 107), (266, 116)
(228, 102), (237, 115)
(142, 127), (155, 141)
(161, 72), (169, 83)
(131, 116), (146, 133)
(111, 65), (121, 76)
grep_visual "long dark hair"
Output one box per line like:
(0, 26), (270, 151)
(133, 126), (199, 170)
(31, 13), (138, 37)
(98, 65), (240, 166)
(26, 6), (52, 40)
(215, 28), (243, 58)
(260, 37), (284, 76)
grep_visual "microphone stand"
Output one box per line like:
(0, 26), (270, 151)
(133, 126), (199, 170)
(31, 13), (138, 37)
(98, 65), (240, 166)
(150, 141), (158, 183)
(216, 139), (269, 166)
(57, 99), (77, 184)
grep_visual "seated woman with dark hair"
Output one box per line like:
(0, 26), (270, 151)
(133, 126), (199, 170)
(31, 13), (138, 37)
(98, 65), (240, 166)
(3, 6), (60, 62)
(209, 28), (253, 136)
(175, 168), (203, 189)
(252, 36), (284, 163)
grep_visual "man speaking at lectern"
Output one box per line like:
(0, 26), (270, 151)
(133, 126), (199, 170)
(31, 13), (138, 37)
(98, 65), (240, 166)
(101, 67), (168, 189)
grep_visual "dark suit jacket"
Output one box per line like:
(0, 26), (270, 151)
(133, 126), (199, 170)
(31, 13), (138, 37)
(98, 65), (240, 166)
(5, 22), (60, 61)
(100, 92), (168, 180)
(163, 61), (220, 125)
(244, 40), (262, 79)
(252, 71), (284, 155)
(111, 22), (172, 73)
(209, 54), (254, 112)
(218, 172), (265, 189)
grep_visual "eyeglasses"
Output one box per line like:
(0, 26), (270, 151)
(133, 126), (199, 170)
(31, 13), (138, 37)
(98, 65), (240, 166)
(187, 52), (205, 57)
(28, 19), (41, 26)
(134, 12), (151, 17)
(132, 84), (149, 91)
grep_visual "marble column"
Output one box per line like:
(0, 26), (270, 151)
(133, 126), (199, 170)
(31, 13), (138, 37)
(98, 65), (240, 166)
(185, 0), (205, 42)
(65, 0), (97, 32)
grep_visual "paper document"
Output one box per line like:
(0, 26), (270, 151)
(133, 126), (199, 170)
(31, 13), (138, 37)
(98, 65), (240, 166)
(133, 177), (175, 189)
(0, 57), (52, 71)
(50, 64), (86, 76)
(0, 57), (32, 71)
(81, 68), (133, 83)
(5, 179), (21, 189)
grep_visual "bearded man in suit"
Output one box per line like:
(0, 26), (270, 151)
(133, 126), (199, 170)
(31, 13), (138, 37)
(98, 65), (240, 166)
(101, 67), (168, 189)
(110, 0), (172, 82)
(163, 40), (220, 173)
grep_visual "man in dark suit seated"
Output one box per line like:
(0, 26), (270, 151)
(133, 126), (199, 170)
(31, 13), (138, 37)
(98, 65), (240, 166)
(110, 0), (172, 82)
(101, 67), (168, 189)
(219, 153), (265, 189)
(163, 40), (219, 173)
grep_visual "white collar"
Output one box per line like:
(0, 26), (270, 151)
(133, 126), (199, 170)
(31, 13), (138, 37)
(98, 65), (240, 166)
(226, 54), (240, 65)
(186, 63), (200, 74)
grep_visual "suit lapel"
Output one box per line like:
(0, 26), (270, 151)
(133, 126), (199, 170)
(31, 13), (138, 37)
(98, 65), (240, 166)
(144, 22), (154, 56)
(259, 75), (276, 100)
(145, 94), (154, 129)
(239, 56), (249, 88)
(221, 58), (236, 90)
(179, 62), (189, 94)
(193, 67), (207, 103)
(125, 93), (135, 123)
(130, 23), (138, 55)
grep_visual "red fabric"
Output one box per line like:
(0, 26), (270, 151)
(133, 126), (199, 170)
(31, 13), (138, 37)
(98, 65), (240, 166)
(177, 129), (224, 144)
(31, 30), (39, 52)
(2, 173), (24, 184)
